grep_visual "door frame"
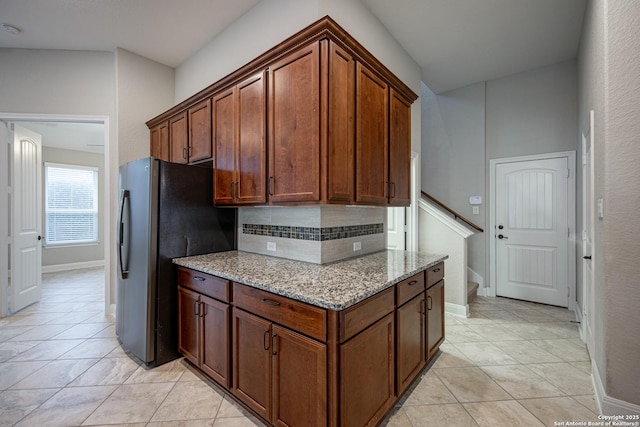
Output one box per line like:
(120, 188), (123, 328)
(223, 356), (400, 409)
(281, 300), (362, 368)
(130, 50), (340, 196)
(0, 112), (111, 317)
(581, 110), (596, 351)
(0, 122), (9, 317)
(489, 151), (576, 310)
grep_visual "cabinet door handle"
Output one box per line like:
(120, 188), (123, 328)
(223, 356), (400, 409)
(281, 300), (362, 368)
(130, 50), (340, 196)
(408, 280), (418, 286)
(427, 295), (433, 311)
(193, 276), (206, 282)
(263, 330), (270, 351)
(271, 333), (278, 355)
(261, 298), (281, 307)
(183, 147), (187, 160)
(432, 268), (441, 273)
(200, 302), (206, 318)
(193, 300), (200, 317)
(268, 176), (274, 196)
(420, 299), (426, 315)
(391, 182), (396, 198)
(230, 181), (234, 199)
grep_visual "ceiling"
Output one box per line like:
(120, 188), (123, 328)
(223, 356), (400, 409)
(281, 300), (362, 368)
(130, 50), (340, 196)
(0, 0), (586, 94)
(362, 0), (587, 93)
(19, 122), (106, 154)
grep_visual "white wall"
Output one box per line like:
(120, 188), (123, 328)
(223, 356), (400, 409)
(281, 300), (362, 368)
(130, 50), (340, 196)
(113, 48), (175, 307)
(421, 82), (485, 279)
(175, 0), (319, 104)
(0, 48), (115, 309)
(579, 0), (640, 411)
(0, 48), (175, 310)
(41, 147), (105, 268)
(422, 60), (578, 293)
(115, 48), (175, 165)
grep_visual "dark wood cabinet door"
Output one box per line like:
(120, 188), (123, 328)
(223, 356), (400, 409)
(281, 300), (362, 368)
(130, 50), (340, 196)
(150, 121), (170, 161)
(396, 292), (426, 394)
(170, 111), (188, 164)
(177, 286), (200, 366)
(233, 308), (272, 421)
(389, 89), (411, 206)
(272, 325), (326, 427)
(427, 280), (445, 360)
(355, 62), (389, 205)
(213, 88), (237, 205)
(237, 72), (267, 204)
(269, 42), (320, 203)
(326, 40), (355, 203)
(340, 312), (395, 427)
(200, 294), (231, 388)
(188, 98), (212, 162)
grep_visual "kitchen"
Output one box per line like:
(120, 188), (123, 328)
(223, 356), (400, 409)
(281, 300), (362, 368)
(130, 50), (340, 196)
(1, 0), (638, 425)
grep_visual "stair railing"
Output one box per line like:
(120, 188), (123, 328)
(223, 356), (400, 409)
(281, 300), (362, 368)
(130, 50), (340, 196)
(421, 191), (484, 233)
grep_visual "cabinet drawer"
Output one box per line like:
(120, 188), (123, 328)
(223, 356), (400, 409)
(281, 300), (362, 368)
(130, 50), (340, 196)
(233, 283), (327, 342)
(177, 267), (230, 302)
(340, 287), (394, 342)
(396, 273), (425, 306)
(426, 262), (444, 288)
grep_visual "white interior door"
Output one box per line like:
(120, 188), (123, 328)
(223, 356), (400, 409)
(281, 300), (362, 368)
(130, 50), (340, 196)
(582, 111), (595, 353)
(495, 157), (569, 307)
(387, 207), (405, 250)
(10, 124), (43, 313)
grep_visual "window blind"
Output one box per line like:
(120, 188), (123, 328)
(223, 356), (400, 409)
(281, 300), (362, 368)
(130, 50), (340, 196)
(45, 163), (98, 246)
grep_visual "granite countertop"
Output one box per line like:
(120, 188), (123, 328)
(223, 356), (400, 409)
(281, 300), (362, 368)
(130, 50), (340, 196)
(173, 250), (447, 310)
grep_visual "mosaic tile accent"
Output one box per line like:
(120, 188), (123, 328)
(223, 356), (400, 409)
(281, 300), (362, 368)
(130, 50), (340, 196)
(242, 223), (384, 241)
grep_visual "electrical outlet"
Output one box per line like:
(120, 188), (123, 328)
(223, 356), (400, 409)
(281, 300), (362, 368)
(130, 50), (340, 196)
(267, 242), (276, 251)
(472, 206), (479, 215)
(353, 241), (362, 251)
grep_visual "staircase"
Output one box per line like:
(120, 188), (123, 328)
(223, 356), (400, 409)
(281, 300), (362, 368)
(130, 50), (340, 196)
(419, 192), (484, 317)
(467, 281), (479, 304)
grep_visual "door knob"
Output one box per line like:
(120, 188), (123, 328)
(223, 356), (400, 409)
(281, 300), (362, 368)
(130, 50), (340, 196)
(583, 255), (592, 260)
(498, 234), (508, 240)
(37, 235), (42, 241)
(498, 225), (504, 230)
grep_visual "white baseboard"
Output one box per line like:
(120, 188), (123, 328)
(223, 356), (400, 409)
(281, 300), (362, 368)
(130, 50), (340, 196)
(592, 357), (640, 415)
(110, 303), (116, 316)
(476, 287), (488, 297)
(42, 260), (105, 274)
(445, 302), (469, 318)
(467, 267), (484, 288)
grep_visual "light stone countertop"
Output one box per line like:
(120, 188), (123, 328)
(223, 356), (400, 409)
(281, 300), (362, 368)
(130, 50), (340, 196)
(173, 250), (448, 310)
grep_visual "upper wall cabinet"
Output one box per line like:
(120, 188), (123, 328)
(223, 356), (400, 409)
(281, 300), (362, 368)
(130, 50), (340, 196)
(355, 62), (389, 205)
(268, 42), (321, 203)
(169, 111), (188, 164)
(150, 121), (169, 162)
(188, 99), (212, 163)
(213, 72), (267, 206)
(146, 16), (418, 207)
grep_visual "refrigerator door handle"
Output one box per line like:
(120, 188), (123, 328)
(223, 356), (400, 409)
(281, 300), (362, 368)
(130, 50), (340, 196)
(118, 189), (131, 279)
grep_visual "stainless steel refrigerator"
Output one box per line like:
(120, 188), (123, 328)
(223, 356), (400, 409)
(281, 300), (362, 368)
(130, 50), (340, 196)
(116, 157), (236, 367)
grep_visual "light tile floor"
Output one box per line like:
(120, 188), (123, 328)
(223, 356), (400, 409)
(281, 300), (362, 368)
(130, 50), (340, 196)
(0, 269), (599, 426)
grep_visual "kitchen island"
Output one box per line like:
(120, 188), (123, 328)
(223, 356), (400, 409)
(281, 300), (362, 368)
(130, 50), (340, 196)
(173, 250), (447, 427)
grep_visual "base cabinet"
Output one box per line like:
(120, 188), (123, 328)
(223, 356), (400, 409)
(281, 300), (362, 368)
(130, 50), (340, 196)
(396, 292), (426, 394)
(232, 308), (326, 427)
(427, 279), (445, 361)
(177, 263), (445, 427)
(340, 313), (395, 427)
(178, 286), (231, 387)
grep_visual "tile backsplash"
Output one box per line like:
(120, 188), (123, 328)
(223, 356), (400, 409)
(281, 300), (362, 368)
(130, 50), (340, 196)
(238, 206), (387, 263)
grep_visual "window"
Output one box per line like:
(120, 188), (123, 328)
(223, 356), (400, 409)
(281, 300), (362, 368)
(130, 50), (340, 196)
(45, 163), (98, 246)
